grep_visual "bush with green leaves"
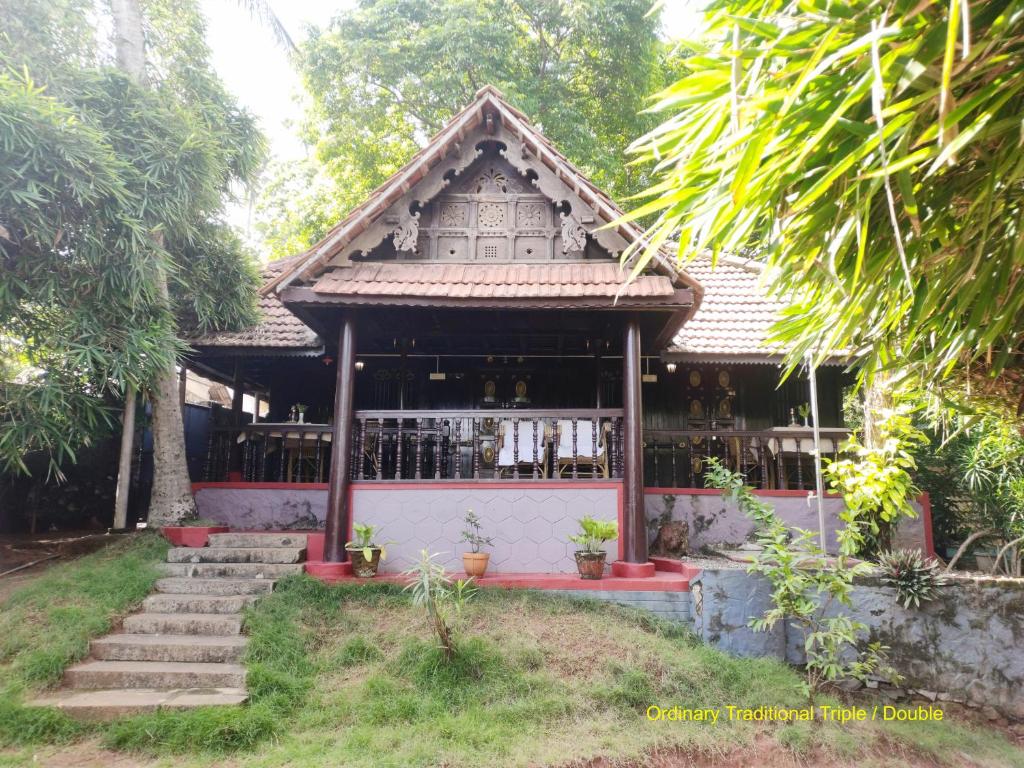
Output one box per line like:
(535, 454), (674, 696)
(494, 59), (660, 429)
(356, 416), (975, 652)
(568, 517), (618, 554)
(403, 550), (478, 662)
(705, 459), (898, 697)
(460, 509), (494, 554)
(825, 404), (927, 558)
(877, 549), (948, 609)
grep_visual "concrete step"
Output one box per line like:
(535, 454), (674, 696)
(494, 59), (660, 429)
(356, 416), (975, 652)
(155, 577), (275, 596)
(91, 634), (247, 663)
(167, 546), (305, 564)
(30, 687), (248, 721)
(143, 594), (258, 615)
(208, 533), (308, 549)
(64, 660), (246, 690)
(159, 562), (304, 579)
(122, 612), (243, 636)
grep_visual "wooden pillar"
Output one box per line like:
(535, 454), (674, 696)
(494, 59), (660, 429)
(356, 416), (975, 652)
(112, 384), (136, 531)
(228, 361), (245, 477)
(622, 318), (646, 563)
(325, 317), (357, 562)
(178, 365), (187, 415)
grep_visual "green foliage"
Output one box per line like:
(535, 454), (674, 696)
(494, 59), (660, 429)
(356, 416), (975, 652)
(403, 550), (478, 661)
(913, 405), (1024, 568)
(877, 548), (948, 608)
(346, 522), (390, 562)
(257, 0), (677, 258)
(705, 459), (897, 697)
(0, 0), (263, 476)
(825, 404), (927, 557)
(461, 508), (494, 554)
(623, 0), (1024, 396)
(568, 516), (618, 553)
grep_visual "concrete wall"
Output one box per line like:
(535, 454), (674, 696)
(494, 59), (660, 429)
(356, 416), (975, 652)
(352, 482), (620, 574)
(691, 568), (1024, 718)
(194, 481), (621, 574)
(645, 490), (931, 555)
(194, 484), (327, 530)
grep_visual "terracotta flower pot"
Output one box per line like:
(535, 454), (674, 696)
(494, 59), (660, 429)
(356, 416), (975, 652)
(161, 526), (229, 548)
(462, 552), (490, 578)
(347, 546), (382, 578)
(575, 551), (607, 580)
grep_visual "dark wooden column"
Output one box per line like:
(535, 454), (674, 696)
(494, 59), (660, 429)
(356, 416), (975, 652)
(621, 318), (647, 563)
(324, 316), (357, 562)
(228, 361), (245, 478)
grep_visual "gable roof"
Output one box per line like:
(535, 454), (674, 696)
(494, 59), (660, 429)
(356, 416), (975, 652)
(263, 85), (703, 306)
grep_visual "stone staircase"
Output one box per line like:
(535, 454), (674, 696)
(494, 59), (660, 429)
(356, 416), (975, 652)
(34, 533), (307, 720)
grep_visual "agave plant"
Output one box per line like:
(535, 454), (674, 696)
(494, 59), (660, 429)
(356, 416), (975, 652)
(877, 549), (948, 609)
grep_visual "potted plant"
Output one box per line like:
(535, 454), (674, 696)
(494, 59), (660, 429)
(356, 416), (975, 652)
(345, 523), (389, 578)
(161, 518), (229, 548)
(460, 509), (494, 577)
(569, 517), (618, 579)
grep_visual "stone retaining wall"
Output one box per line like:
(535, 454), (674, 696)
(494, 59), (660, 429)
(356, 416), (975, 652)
(691, 568), (1024, 718)
(546, 589), (691, 624)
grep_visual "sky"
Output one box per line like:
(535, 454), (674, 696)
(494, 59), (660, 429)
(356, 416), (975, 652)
(199, 0), (702, 242)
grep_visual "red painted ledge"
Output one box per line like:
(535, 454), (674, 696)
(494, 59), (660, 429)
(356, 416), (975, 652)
(611, 560), (656, 578)
(304, 565), (689, 592)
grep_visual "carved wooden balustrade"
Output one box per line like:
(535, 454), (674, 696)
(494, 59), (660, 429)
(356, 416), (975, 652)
(203, 410), (626, 483)
(351, 409), (624, 481)
(204, 424), (335, 483)
(642, 428), (850, 491)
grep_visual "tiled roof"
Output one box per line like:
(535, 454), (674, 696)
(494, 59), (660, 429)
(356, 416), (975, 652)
(667, 256), (787, 360)
(188, 258), (322, 351)
(312, 262), (676, 301)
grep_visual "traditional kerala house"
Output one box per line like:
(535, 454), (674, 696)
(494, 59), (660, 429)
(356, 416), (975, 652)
(185, 86), (931, 584)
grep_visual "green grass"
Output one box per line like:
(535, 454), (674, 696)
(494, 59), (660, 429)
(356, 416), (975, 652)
(0, 532), (169, 746)
(2, 560), (1023, 767)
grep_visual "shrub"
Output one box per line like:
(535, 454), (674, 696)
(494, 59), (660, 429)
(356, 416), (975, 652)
(877, 549), (948, 609)
(568, 517), (618, 553)
(403, 550), (477, 661)
(705, 459), (898, 697)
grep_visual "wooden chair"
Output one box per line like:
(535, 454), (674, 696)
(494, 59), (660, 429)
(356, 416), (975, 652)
(496, 419), (549, 478)
(555, 419), (610, 479)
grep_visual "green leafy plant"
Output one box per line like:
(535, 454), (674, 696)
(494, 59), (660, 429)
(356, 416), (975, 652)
(705, 459), (898, 697)
(877, 549), (948, 609)
(345, 523), (388, 563)
(460, 509), (494, 554)
(403, 550), (478, 661)
(825, 404), (927, 558)
(568, 517), (618, 553)
(797, 403), (810, 423)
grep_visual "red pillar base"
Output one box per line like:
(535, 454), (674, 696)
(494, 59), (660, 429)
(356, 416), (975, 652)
(305, 561), (353, 580)
(611, 560), (656, 578)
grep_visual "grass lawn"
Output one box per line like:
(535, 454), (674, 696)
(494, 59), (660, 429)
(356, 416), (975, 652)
(1, 537), (1022, 767)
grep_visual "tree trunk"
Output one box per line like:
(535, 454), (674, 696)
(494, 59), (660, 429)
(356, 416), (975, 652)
(148, 356), (197, 525)
(108, 0), (197, 525)
(861, 374), (892, 450)
(110, 0), (146, 80)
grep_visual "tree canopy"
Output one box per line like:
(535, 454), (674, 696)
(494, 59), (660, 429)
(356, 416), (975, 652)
(624, 0), (1024, 404)
(257, 0), (678, 259)
(0, 0), (264, 475)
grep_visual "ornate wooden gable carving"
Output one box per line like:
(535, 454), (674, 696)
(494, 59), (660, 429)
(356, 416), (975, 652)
(326, 120), (629, 267)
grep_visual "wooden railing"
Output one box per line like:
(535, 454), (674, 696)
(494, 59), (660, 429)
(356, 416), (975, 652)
(643, 428), (849, 491)
(202, 410), (625, 483)
(352, 409), (624, 481)
(204, 423), (334, 483)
